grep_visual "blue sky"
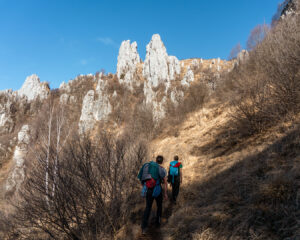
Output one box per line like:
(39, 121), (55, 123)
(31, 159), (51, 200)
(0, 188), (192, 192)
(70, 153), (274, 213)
(0, 0), (282, 90)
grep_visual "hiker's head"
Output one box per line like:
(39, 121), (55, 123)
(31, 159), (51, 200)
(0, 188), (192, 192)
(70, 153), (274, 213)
(156, 155), (164, 164)
(174, 155), (179, 161)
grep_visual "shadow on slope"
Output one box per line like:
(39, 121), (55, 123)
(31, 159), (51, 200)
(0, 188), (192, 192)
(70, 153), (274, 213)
(168, 124), (300, 240)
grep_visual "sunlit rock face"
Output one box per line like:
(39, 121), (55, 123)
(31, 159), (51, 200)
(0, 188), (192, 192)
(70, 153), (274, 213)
(79, 90), (96, 133)
(6, 125), (30, 192)
(143, 34), (181, 121)
(143, 34), (181, 88)
(143, 34), (169, 88)
(17, 74), (50, 101)
(0, 103), (14, 135)
(168, 56), (181, 81)
(78, 78), (112, 133)
(117, 40), (141, 90)
(237, 50), (249, 65)
(181, 69), (194, 87)
(0, 90), (16, 134)
(94, 79), (112, 121)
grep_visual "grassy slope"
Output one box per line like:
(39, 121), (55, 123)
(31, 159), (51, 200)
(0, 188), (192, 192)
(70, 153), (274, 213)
(149, 100), (300, 240)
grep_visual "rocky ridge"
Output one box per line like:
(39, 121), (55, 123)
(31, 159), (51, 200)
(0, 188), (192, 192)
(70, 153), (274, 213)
(0, 33), (235, 199)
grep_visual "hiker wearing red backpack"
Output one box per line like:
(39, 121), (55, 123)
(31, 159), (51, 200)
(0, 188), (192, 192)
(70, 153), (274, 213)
(168, 155), (183, 204)
(138, 155), (168, 234)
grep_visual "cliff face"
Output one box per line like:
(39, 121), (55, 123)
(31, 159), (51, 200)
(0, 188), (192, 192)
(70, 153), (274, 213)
(17, 74), (50, 101)
(117, 40), (141, 90)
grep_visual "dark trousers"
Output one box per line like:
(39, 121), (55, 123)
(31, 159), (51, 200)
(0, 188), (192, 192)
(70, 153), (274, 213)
(171, 178), (180, 202)
(142, 188), (163, 229)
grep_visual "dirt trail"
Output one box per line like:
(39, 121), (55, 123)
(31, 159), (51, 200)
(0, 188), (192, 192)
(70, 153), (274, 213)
(136, 105), (233, 240)
(136, 201), (174, 240)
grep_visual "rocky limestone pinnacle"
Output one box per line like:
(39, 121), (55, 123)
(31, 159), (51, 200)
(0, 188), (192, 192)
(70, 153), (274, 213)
(142, 34), (181, 121)
(78, 78), (112, 134)
(237, 50), (249, 65)
(0, 99), (14, 134)
(6, 125), (30, 192)
(143, 34), (181, 87)
(181, 69), (194, 86)
(17, 74), (50, 101)
(117, 40), (141, 89)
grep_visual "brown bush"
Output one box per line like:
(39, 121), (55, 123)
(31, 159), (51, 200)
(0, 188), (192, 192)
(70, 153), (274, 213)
(246, 23), (270, 51)
(219, 10), (300, 135)
(11, 110), (147, 240)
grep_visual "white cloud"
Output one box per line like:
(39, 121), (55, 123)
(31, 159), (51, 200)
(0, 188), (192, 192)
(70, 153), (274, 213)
(96, 37), (118, 47)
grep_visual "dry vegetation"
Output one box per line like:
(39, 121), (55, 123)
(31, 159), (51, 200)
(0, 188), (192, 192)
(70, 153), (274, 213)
(1, 2), (300, 239)
(158, 4), (300, 240)
(218, 11), (300, 136)
(1, 103), (147, 240)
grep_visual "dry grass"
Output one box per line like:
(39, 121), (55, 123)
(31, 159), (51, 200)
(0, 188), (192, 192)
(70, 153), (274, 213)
(148, 100), (300, 240)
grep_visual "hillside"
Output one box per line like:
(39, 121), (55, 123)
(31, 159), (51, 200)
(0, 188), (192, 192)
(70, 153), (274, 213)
(152, 102), (300, 239)
(0, 0), (300, 239)
(112, 98), (299, 239)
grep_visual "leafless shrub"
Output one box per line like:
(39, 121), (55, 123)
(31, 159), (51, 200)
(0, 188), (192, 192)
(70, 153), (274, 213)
(220, 11), (300, 135)
(182, 82), (208, 114)
(11, 107), (147, 239)
(246, 23), (270, 51)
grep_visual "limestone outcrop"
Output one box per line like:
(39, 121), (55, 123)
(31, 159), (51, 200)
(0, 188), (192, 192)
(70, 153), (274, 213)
(142, 34), (181, 121)
(117, 40), (141, 89)
(0, 103), (14, 135)
(237, 50), (249, 65)
(17, 74), (50, 101)
(6, 125), (30, 192)
(0, 91), (15, 134)
(78, 78), (112, 133)
(181, 69), (194, 86)
(143, 34), (181, 89)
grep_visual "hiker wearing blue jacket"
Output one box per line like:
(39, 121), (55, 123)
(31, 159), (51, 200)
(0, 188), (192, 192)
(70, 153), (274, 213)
(138, 155), (168, 234)
(168, 155), (183, 204)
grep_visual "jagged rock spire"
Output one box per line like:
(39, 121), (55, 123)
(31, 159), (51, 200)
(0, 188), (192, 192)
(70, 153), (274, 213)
(143, 34), (181, 88)
(142, 34), (181, 121)
(17, 74), (49, 101)
(116, 40), (141, 89)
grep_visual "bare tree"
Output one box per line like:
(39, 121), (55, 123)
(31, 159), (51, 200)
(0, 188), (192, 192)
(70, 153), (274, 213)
(13, 118), (147, 240)
(227, 11), (300, 134)
(246, 23), (270, 51)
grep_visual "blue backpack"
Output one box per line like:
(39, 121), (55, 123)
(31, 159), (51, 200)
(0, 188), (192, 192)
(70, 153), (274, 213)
(169, 161), (180, 183)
